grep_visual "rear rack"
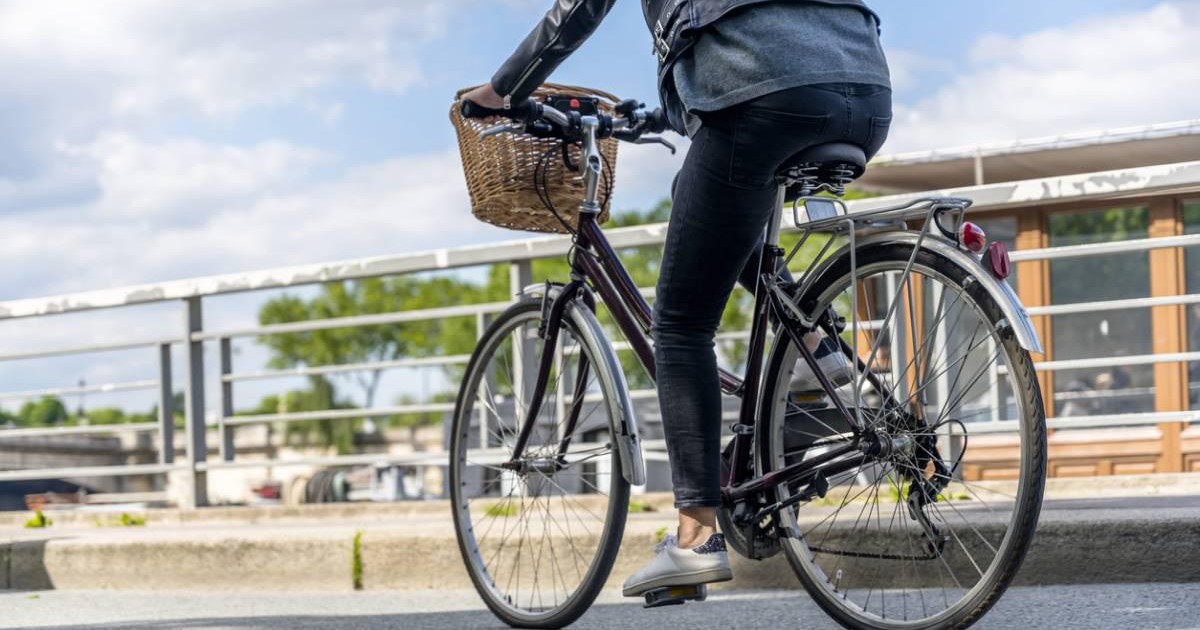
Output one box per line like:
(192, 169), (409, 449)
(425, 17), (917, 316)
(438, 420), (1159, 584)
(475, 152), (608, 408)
(792, 196), (974, 234)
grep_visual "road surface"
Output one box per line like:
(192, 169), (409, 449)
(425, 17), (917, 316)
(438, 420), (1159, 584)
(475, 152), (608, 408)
(1, 584), (1196, 629)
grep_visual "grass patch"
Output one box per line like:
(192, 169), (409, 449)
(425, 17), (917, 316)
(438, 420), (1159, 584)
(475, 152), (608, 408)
(23, 511), (51, 529)
(654, 527), (669, 543)
(628, 499), (656, 513)
(92, 513), (148, 527)
(352, 531), (364, 591)
(485, 503), (519, 518)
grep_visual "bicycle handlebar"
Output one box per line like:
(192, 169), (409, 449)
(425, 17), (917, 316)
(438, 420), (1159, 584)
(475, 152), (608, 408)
(460, 98), (552, 125)
(460, 96), (669, 143)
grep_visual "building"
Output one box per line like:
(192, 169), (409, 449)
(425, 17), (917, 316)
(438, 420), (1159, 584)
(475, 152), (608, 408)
(854, 120), (1200, 478)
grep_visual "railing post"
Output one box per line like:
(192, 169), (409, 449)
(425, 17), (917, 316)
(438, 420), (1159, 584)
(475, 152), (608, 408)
(218, 337), (235, 462)
(510, 260), (532, 299)
(157, 343), (175, 465)
(1148, 198), (1186, 473)
(183, 297), (209, 508)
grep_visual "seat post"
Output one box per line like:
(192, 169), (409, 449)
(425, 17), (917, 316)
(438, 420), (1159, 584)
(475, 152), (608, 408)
(766, 184), (786, 247)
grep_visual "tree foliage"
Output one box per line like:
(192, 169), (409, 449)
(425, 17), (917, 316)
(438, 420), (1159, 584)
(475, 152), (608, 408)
(0, 395), (162, 429)
(246, 192), (875, 450)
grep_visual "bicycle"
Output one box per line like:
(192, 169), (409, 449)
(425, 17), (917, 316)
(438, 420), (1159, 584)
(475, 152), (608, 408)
(449, 93), (1047, 630)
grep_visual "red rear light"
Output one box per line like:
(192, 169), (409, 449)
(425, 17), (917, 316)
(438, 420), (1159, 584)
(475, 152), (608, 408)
(960, 221), (987, 254)
(569, 98), (581, 109)
(987, 242), (1012, 280)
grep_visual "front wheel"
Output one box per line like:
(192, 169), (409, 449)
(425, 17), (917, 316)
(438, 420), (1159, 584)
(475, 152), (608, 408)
(760, 241), (1047, 630)
(449, 299), (630, 629)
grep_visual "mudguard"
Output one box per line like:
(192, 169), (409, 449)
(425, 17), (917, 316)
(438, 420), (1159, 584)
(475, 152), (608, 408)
(522, 284), (647, 486)
(807, 231), (1044, 354)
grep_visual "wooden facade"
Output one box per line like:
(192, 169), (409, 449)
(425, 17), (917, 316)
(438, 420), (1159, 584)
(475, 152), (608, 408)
(961, 192), (1200, 480)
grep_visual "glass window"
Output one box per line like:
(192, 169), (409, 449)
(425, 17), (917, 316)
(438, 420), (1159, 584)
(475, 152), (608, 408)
(1049, 207), (1153, 416)
(1181, 201), (1200, 408)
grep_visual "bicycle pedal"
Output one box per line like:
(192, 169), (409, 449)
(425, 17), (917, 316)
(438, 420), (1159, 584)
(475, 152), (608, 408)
(642, 584), (707, 609)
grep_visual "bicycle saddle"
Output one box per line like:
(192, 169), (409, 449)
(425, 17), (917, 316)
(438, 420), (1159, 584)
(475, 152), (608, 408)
(778, 142), (868, 201)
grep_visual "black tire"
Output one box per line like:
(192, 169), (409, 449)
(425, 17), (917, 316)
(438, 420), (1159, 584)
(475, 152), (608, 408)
(758, 242), (1047, 630)
(450, 299), (630, 629)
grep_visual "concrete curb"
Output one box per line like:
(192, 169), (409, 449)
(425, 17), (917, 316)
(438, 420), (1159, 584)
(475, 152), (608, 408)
(8, 472), (1200, 529)
(3, 510), (1199, 592)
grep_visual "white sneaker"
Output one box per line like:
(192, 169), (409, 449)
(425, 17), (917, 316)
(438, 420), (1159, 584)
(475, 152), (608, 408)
(622, 533), (733, 597)
(791, 337), (854, 393)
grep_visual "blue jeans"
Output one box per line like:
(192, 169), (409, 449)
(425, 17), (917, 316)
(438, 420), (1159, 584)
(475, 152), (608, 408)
(653, 83), (892, 508)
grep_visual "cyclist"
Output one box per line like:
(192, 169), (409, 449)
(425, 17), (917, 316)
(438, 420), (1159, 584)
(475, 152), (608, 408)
(463, 0), (892, 597)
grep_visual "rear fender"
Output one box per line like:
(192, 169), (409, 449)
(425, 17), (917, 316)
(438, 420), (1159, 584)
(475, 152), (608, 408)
(803, 231), (1043, 354)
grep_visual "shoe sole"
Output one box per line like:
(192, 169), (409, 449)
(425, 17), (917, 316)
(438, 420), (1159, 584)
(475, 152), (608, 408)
(622, 567), (734, 597)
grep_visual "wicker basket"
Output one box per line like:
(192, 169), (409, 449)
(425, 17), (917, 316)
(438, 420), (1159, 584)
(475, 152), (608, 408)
(451, 84), (621, 233)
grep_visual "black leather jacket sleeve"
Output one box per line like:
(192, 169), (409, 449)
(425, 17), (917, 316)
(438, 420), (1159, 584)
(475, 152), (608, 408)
(490, 0), (618, 103)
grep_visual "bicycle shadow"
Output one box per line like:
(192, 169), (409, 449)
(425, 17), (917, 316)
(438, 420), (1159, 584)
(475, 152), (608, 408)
(1, 594), (831, 630)
(7, 583), (1196, 630)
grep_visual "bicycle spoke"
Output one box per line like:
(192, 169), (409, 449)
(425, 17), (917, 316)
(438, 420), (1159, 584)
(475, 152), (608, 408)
(770, 254), (1044, 627)
(453, 308), (626, 622)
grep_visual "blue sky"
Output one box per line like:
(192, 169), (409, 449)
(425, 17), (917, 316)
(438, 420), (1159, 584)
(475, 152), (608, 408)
(157, 0), (1173, 174)
(0, 0), (1197, 418)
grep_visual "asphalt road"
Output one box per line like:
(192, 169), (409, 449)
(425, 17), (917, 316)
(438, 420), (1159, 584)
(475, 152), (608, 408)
(0, 585), (1196, 630)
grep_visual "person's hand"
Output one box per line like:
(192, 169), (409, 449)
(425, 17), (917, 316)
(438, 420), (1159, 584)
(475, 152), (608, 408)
(462, 83), (506, 110)
(461, 83), (506, 124)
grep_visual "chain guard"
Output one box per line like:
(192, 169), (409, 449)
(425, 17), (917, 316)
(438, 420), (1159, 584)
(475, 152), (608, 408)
(718, 441), (781, 561)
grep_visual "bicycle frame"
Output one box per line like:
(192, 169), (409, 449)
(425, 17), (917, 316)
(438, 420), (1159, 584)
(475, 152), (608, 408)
(503, 115), (880, 510)
(500, 113), (1047, 511)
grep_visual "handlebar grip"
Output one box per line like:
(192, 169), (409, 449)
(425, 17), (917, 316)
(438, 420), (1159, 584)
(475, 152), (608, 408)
(645, 108), (669, 134)
(460, 98), (541, 124)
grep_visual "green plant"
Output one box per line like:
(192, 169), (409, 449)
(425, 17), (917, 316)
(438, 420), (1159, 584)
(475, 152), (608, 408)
(485, 503), (519, 518)
(120, 513), (146, 527)
(23, 511), (51, 528)
(352, 531), (364, 591)
(654, 526), (669, 543)
(628, 499), (656, 513)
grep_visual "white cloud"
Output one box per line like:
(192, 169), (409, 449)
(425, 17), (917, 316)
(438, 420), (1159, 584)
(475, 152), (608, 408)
(63, 134), (330, 221)
(0, 137), (507, 298)
(884, 48), (954, 93)
(0, 1), (452, 120)
(887, 2), (1200, 152)
(610, 139), (689, 213)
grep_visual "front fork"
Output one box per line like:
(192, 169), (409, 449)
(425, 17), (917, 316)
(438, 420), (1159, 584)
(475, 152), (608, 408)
(505, 279), (594, 469)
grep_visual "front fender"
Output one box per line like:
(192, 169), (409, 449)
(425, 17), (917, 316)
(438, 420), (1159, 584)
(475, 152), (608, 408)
(522, 284), (647, 486)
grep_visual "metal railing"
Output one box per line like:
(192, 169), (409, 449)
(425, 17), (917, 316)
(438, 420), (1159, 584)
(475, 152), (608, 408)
(1, 162), (1199, 507)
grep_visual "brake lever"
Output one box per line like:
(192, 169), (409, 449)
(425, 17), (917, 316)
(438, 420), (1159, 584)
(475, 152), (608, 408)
(480, 123), (524, 138)
(633, 135), (676, 154)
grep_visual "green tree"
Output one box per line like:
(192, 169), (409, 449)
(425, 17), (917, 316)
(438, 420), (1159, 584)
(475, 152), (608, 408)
(80, 408), (128, 425)
(389, 392), (455, 450)
(260, 277), (489, 408)
(257, 276), (490, 451)
(17, 396), (69, 427)
(242, 377), (358, 454)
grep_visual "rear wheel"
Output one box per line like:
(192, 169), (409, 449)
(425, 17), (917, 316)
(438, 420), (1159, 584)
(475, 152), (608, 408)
(760, 242), (1046, 630)
(450, 299), (629, 629)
